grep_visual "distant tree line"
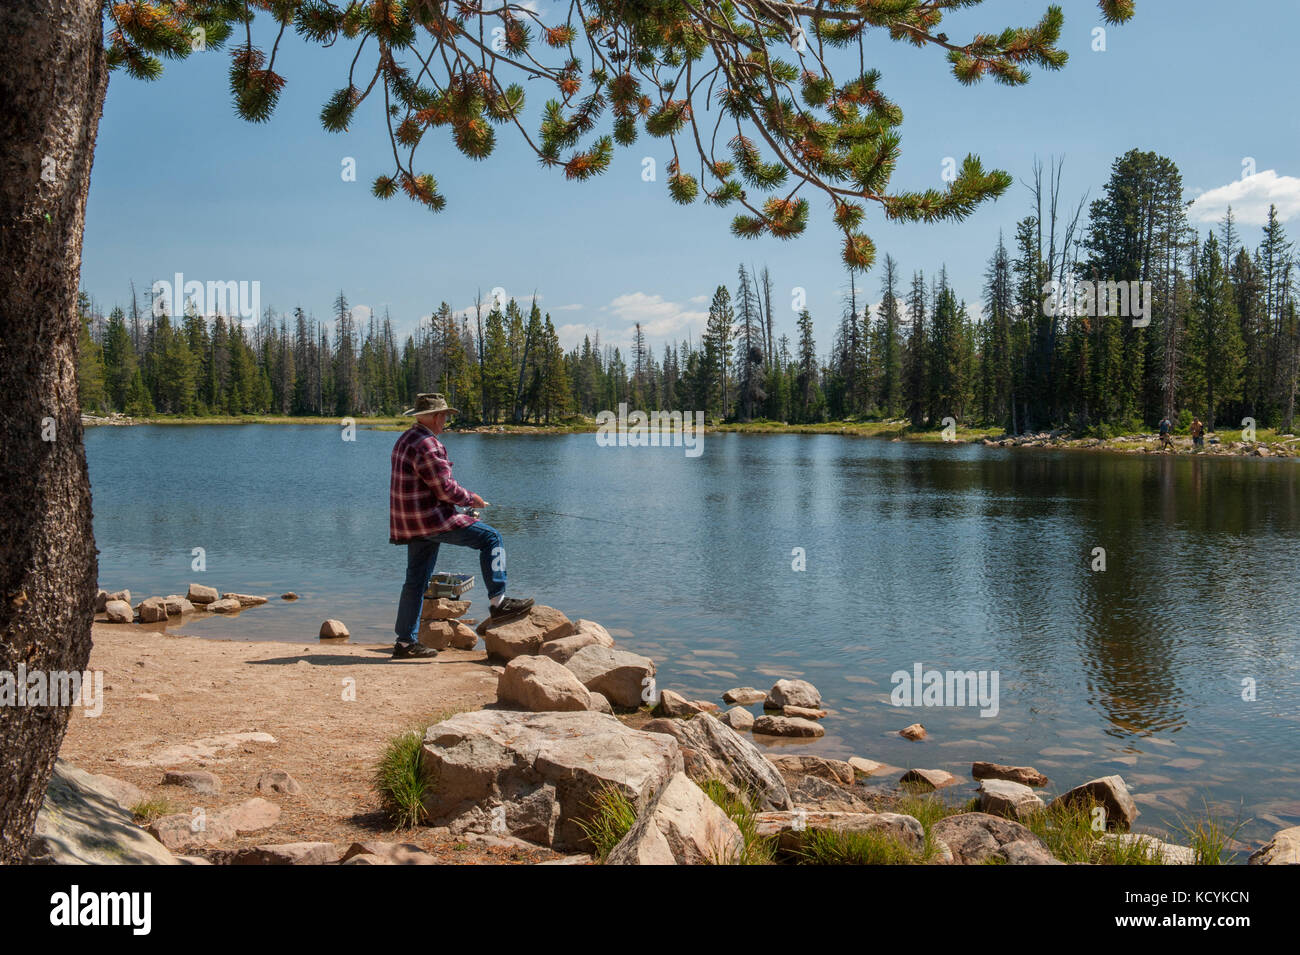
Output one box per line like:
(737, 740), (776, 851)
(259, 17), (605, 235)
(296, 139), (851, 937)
(77, 149), (1299, 435)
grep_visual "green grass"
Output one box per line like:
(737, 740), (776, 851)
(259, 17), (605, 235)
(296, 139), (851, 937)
(1022, 798), (1170, 865)
(130, 797), (176, 823)
(891, 793), (972, 862)
(699, 778), (775, 865)
(574, 785), (639, 863)
(373, 709), (463, 830)
(1177, 803), (1248, 865)
(794, 827), (920, 865)
(373, 730), (428, 830)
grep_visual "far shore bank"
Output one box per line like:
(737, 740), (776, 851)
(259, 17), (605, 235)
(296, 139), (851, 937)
(81, 412), (1299, 458)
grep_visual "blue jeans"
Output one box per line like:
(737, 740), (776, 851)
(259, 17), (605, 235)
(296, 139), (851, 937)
(394, 522), (506, 645)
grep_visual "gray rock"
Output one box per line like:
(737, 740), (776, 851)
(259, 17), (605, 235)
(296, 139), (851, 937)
(1248, 825), (1300, 865)
(254, 770), (303, 796)
(422, 598), (470, 620)
(1047, 774), (1139, 830)
(187, 582), (218, 605)
(319, 619), (349, 638)
(562, 645), (656, 709)
(163, 595), (196, 615)
(477, 605), (574, 660)
(497, 654), (594, 712)
(930, 812), (1059, 865)
(640, 713), (792, 811)
(752, 715), (824, 738)
(755, 809), (925, 858)
(572, 618), (615, 647)
(606, 772), (744, 865)
(899, 723), (927, 740)
(900, 768), (960, 790)
(222, 593), (269, 608)
(419, 709), (682, 850)
(789, 774), (872, 812)
(722, 687), (767, 705)
(161, 770), (222, 795)
(540, 632), (603, 664)
(136, 596), (168, 623)
(764, 678), (821, 709)
(768, 754), (855, 788)
(720, 707), (754, 731)
(206, 598), (242, 614)
(27, 760), (178, 865)
(972, 761), (1049, 787)
(977, 778), (1045, 819)
(339, 841), (439, 865)
(230, 842), (341, 865)
(653, 689), (706, 718)
(103, 599), (133, 624)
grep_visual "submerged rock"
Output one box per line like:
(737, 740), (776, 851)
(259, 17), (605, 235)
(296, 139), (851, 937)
(753, 715), (824, 738)
(972, 761), (1049, 787)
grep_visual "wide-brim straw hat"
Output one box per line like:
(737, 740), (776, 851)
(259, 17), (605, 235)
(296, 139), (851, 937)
(402, 393), (460, 416)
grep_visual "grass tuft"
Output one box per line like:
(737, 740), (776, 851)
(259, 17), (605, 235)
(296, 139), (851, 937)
(130, 797), (176, 823)
(574, 785), (638, 862)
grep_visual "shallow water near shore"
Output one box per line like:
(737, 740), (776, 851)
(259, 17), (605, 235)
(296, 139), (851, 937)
(86, 424), (1300, 846)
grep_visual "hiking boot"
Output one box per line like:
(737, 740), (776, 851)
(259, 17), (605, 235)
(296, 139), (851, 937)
(392, 641), (438, 659)
(489, 597), (534, 622)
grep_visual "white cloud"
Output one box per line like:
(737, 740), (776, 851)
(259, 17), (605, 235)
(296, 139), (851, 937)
(606, 291), (708, 340)
(1190, 170), (1300, 225)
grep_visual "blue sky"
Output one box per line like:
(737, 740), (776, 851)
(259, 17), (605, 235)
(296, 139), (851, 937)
(81, 0), (1300, 357)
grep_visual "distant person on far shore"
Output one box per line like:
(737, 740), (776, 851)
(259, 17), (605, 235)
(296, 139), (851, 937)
(1158, 416), (1174, 451)
(389, 393), (533, 660)
(1191, 417), (1205, 451)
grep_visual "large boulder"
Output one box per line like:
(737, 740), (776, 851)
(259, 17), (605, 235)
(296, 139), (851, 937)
(1248, 826), (1300, 865)
(27, 761), (178, 865)
(755, 810), (924, 858)
(497, 655), (594, 712)
(419, 710), (682, 850)
(562, 645), (656, 709)
(1047, 775), (1139, 830)
(640, 714), (792, 811)
(930, 812), (1060, 865)
(229, 843), (342, 865)
(478, 605), (575, 660)
(764, 678), (821, 709)
(606, 772), (744, 865)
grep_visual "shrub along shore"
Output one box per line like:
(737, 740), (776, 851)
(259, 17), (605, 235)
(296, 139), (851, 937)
(80, 412), (1299, 457)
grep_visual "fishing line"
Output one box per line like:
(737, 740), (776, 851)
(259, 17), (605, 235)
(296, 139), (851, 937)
(466, 503), (676, 544)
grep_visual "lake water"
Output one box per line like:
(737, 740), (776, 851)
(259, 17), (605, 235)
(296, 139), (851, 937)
(86, 424), (1300, 844)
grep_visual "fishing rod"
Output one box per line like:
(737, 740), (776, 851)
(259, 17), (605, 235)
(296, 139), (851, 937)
(462, 502), (675, 542)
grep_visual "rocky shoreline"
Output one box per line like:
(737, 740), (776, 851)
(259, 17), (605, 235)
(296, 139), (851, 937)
(31, 587), (1300, 866)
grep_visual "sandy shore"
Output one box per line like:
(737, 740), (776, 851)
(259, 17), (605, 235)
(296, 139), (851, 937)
(59, 623), (560, 863)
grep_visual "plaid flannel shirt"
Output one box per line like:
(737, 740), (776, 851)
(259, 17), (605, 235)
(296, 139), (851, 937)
(389, 424), (479, 543)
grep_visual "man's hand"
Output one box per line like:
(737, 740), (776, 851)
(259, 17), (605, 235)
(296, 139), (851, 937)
(469, 494), (486, 508)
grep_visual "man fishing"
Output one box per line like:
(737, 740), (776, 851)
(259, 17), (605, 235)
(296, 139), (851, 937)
(389, 393), (533, 659)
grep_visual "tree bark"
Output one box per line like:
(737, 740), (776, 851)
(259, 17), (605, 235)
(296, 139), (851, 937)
(0, 0), (106, 862)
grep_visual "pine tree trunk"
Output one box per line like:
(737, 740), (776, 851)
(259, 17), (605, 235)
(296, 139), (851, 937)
(0, 0), (106, 862)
